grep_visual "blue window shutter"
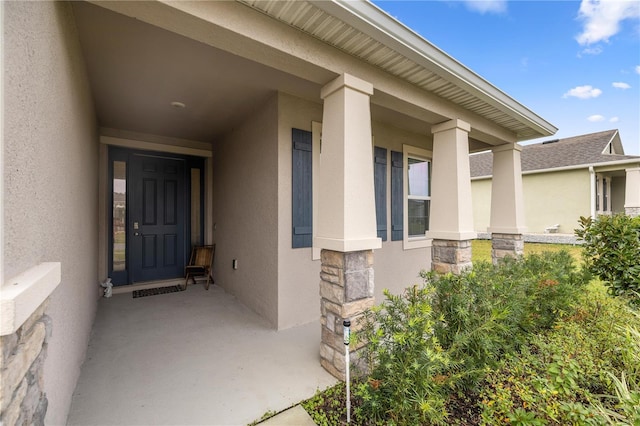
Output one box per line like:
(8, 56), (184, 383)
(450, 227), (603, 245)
(374, 147), (387, 241)
(391, 151), (403, 241)
(292, 128), (312, 248)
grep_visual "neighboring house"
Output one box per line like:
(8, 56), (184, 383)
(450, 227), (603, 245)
(470, 129), (640, 235)
(2, 1), (562, 423)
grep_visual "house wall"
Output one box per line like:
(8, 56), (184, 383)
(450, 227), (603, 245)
(611, 176), (626, 213)
(472, 168), (591, 234)
(276, 93), (432, 329)
(213, 94), (279, 327)
(3, 2), (99, 424)
(471, 178), (492, 233)
(369, 121), (433, 297)
(523, 169), (590, 233)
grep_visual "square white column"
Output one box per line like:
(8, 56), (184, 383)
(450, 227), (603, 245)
(426, 119), (477, 241)
(315, 74), (381, 252)
(488, 143), (527, 234)
(625, 167), (640, 217)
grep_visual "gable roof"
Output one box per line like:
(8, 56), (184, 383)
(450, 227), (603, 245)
(470, 129), (640, 178)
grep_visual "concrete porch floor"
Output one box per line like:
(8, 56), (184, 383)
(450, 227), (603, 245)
(67, 284), (337, 425)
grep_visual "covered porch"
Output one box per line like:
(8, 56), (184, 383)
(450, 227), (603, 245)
(67, 284), (336, 425)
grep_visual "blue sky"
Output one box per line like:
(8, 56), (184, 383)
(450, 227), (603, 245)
(372, 0), (640, 155)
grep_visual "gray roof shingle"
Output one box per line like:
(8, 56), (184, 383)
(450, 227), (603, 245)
(470, 129), (640, 178)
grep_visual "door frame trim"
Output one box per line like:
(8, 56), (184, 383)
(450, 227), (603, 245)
(98, 137), (212, 286)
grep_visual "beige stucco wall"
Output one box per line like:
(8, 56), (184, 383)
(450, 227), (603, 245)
(472, 168), (591, 234)
(611, 176), (626, 213)
(471, 178), (492, 233)
(3, 2), (99, 424)
(213, 94), (279, 327)
(524, 169), (591, 233)
(276, 93), (323, 329)
(276, 93), (432, 329)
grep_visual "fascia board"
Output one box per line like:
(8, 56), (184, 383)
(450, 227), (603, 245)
(309, 0), (557, 137)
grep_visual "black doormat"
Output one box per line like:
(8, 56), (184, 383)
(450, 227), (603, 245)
(132, 285), (183, 298)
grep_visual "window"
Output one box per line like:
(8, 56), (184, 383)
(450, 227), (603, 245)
(402, 145), (432, 249)
(407, 157), (431, 237)
(596, 174), (612, 214)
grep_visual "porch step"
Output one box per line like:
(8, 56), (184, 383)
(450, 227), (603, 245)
(258, 405), (316, 426)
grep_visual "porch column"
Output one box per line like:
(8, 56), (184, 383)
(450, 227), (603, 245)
(427, 119), (476, 274)
(624, 167), (640, 217)
(488, 143), (526, 263)
(316, 74), (381, 380)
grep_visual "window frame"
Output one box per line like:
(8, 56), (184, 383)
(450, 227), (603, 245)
(403, 144), (433, 250)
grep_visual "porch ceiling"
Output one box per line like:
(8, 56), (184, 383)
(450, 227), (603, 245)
(72, 1), (323, 143)
(72, 0), (555, 146)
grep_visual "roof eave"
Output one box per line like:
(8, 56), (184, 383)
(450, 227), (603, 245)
(472, 158), (640, 179)
(309, 0), (558, 139)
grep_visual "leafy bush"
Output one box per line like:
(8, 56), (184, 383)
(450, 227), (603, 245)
(576, 214), (640, 303)
(354, 285), (453, 425)
(427, 251), (585, 387)
(480, 282), (640, 425)
(352, 251), (585, 424)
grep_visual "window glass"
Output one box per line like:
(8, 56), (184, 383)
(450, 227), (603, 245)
(408, 158), (430, 197)
(113, 161), (126, 272)
(190, 168), (201, 246)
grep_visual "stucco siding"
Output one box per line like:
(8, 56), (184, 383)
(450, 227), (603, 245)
(522, 169), (590, 233)
(611, 176), (626, 213)
(276, 93), (323, 330)
(471, 178), (492, 233)
(3, 2), (99, 424)
(213, 94), (279, 328)
(472, 169), (591, 234)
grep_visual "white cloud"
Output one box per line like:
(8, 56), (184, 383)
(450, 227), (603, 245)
(576, 0), (640, 45)
(612, 82), (631, 89)
(609, 116), (620, 123)
(563, 85), (603, 99)
(463, 0), (507, 14)
(579, 45), (604, 56)
(636, 65), (640, 74)
(588, 114), (606, 122)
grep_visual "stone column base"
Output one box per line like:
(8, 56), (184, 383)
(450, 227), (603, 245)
(491, 233), (524, 264)
(625, 207), (640, 217)
(0, 300), (51, 426)
(319, 249), (374, 380)
(432, 239), (472, 274)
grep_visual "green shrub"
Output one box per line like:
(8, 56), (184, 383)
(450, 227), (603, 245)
(427, 251), (585, 387)
(353, 251), (585, 424)
(480, 282), (640, 425)
(354, 285), (453, 425)
(576, 214), (640, 303)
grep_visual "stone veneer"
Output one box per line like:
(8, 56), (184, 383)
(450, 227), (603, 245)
(0, 300), (51, 426)
(319, 249), (374, 380)
(626, 207), (640, 217)
(491, 233), (524, 264)
(431, 239), (472, 274)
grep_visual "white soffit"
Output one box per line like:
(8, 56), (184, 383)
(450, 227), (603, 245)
(239, 0), (557, 141)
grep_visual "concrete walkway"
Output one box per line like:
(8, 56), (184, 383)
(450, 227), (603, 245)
(67, 285), (336, 425)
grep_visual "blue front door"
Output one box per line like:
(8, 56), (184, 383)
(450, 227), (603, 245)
(130, 153), (186, 282)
